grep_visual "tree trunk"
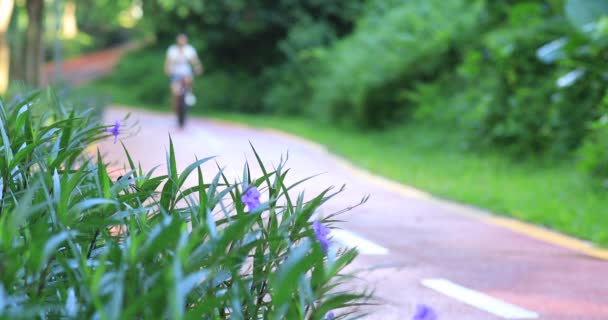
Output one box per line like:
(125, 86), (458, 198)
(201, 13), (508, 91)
(25, 0), (44, 87)
(0, 0), (15, 94)
(62, 1), (78, 39)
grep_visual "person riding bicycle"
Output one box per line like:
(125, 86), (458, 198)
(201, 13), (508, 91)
(164, 33), (203, 112)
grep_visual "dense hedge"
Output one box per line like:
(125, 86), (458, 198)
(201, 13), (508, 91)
(454, 1), (608, 157)
(454, 0), (608, 182)
(308, 0), (483, 128)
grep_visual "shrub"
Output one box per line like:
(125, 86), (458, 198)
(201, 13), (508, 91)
(107, 48), (170, 106)
(458, 1), (608, 155)
(578, 112), (608, 187)
(0, 92), (369, 319)
(263, 19), (334, 115)
(196, 71), (268, 113)
(309, 0), (484, 129)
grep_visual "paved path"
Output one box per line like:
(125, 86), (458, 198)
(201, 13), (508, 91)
(98, 107), (608, 320)
(42, 42), (139, 86)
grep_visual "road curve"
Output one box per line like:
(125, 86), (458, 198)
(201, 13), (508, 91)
(99, 106), (608, 320)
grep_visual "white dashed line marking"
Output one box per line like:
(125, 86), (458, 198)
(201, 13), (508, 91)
(331, 229), (389, 255)
(421, 278), (539, 319)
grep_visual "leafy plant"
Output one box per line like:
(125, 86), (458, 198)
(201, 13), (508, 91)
(0, 91), (370, 319)
(309, 0), (484, 129)
(578, 107), (608, 187)
(263, 18), (332, 115)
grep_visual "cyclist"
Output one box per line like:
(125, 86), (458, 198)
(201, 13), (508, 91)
(164, 33), (203, 114)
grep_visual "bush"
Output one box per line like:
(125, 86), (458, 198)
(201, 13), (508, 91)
(107, 48), (170, 106)
(457, 1), (608, 155)
(309, 0), (484, 129)
(263, 19), (333, 115)
(454, 3), (563, 154)
(0, 92), (369, 319)
(196, 71), (268, 113)
(578, 114), (608, 186)
(44, 33), (96, 62)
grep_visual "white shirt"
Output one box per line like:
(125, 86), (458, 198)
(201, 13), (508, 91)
(167, 44), (198, 76)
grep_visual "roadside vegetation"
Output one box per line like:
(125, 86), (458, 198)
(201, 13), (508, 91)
(0, 91), (370, 319)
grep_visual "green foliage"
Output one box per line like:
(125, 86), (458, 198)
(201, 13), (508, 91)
(43, 33), (97, 62)
(101, 0), (365, 114)
(145, 0), (363, 71)
(89, 0), (608, 185)
(2, 86), (108, 122)
(263, 18), (332, 115)
(78, 0), (133, 29)
(76, 0), (137, 45)
(309, 0), (484, 128)
(107, 48), (170, 106)
(453, 0), (608, 157)
(578, 114), (608, 186)
(98, 48), (268, 112)
(463, 14), (566, 153)
(0, 92), (369, 319)
(197, 71), (267, 113)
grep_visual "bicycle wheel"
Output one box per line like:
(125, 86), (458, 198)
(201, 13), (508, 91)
(177, 94), (186, 128)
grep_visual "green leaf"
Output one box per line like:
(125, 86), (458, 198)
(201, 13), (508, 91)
(177, 156), (215, 189)
(270, 241), (313, 307)
(43, 231), (78, 263)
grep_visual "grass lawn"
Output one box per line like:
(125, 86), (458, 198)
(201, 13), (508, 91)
(81, 82), (608, 247)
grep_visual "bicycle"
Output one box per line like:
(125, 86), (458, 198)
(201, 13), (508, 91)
(175, 78), (196, 128)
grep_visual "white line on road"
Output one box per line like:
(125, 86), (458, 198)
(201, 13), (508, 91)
(331, 229), (389, 255)
(421, 278), (539, 319)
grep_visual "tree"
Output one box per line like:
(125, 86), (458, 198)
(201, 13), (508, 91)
(25, 0), (44, 86)
(0, 0), (14, 94)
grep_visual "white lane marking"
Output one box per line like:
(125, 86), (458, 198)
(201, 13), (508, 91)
(421, 278), (539, 319)
(331, 229), (389, 255)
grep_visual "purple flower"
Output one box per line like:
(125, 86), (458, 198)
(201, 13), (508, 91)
(312, 220), (331, 253)
(241, 186), (261, 211)
(412, 304), (437, 320)
(324, 311), (335, 319)
(107, 120), (120, 143)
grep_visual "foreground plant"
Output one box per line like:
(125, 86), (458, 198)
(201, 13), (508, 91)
(0, 92), (371, 319)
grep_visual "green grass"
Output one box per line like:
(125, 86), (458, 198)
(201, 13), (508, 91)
(81, 79), (608, 247)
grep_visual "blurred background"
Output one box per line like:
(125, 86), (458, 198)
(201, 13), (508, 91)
(1, 0), (607, 247)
